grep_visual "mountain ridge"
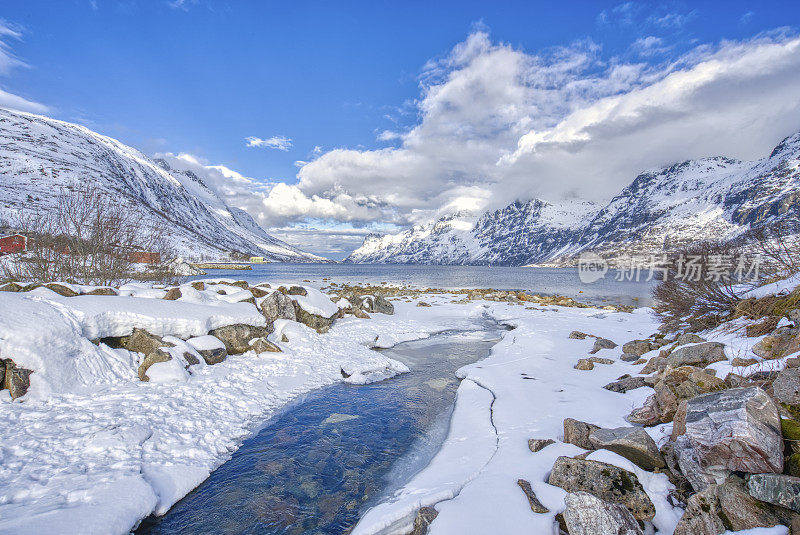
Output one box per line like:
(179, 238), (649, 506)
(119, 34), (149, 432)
(0, 107), (326, 262)
(347, 131), (800, 266)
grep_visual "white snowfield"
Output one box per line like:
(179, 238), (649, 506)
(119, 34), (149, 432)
(1, 284), (780, 534)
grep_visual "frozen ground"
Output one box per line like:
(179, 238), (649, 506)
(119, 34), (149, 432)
(2, 282), (786, 534)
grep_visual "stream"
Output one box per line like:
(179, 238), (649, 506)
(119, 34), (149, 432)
(137, 319), (506, 534)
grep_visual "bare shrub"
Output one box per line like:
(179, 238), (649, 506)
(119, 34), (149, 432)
(1, 186), (174, 286)
(748, 221), (800, 278)
(653, 240), (747, 332)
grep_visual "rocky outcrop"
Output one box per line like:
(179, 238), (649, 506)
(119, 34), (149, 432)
(547, 456), (656, 521)
(208, 324), (273, 355)
(588, 427), (665, 471)
(752, 327), (800, 360)
(562, 492), (642, 535)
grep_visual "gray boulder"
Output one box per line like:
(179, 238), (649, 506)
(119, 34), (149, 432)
(627, 394), (661, 426)
(562, 492), (642, 535)
(773, 367), (800, 406)
(373, 296), (394, 315)
(293, 302), (338, 333)
(748, 473), (800, 512)
(590, 338), (617, 354)
(547, 456), (655, 521)
(667, 342), (727, 368)
(622, 340), (651, 357)
(137, 348), (172, 381)
(588, 426), (665, 470)
(259, 291), (296, 322)
(569, 331), (589, 340)
(563, 418), (600, 449)
(516, 479), (549, 513)
(676, 333), (706, 346)
(3, 360), (32, 399)
(251, 337), (281, 354)
(187, 336), (227, 365)
(620, 353), (641, 362)
(528, 438), (555, 453)
(674, 435), (720, 492)
(209, 324), (273, 355)
(603, 375), (647, 393)
(116, 328), (172, 356)
(682, 387), (783, 476)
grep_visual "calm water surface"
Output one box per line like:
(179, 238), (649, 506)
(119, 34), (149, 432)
(197, 264), (655, 307)
(138, 321), (507, 535)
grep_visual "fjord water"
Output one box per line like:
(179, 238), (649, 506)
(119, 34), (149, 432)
(198, 264), (655, 307)
(138, 321), (507, 535)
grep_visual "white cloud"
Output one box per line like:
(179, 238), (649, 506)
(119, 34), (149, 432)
(0, 88), (49, 114)
(245, 135), (293, 151)
(291, 29), (800, 227)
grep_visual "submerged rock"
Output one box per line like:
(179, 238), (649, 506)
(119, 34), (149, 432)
(562, 492), (642, 535)
(548, 456), (655, 521)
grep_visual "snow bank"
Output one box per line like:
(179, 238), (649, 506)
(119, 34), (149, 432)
(290, 285), (340, 317)
(0, 290), (485, 535)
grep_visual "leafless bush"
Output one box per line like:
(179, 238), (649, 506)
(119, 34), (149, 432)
(653, 240), (748, 332)
(1, 186), (174, 286)
(748, 221), (800, 278)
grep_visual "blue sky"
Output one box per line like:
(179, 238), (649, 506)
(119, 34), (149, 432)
(2, 1), (800, 258)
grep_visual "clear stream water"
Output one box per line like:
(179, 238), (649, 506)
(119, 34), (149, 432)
(138, 320), (508, 535)
(195, 264), (656, 307)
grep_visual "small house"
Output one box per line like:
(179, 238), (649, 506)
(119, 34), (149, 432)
(0, 234), (27, 255)
(128, 251), (162, 264)
(250, 256), (265, 263)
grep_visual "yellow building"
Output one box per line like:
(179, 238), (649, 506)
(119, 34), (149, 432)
(249, 256), (265, 263)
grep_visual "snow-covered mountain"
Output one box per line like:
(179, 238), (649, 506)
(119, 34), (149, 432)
(0, 108), (326, 262)
(347, 131), (800, 265)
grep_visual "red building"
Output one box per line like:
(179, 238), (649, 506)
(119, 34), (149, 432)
(0, 234), (27, 255)
(128, 251), (162, 264)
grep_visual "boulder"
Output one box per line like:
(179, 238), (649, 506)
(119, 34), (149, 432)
(715, 476), (784, 531)
(575, 359), (594, 370)
(3, 360), (32, 399)
(641, 356), (667, 375)
(86, 287), (117, 296)
(409, 507), (438, 535)
(45, 283), (79, 297)
(676, 333), (706, 346)
(667, 342), (727, 368)
(259, 291), (297, 322)
(589, 356), (614, 365)
(752, 328), (800, 360)
(731, 357), (759, 367)
(190, 281), (205, 291)
(569, 331), (589, 340)
(117, 328), (172, 356)
(249, 286), (269, 298)
(251, 338), (281, 354)
(516, 479), (549, 513)
(352, 307), (370, 319)
(547, 456), (655, 521)
(774, 368), (800, 405)
(287, 285), (307, 296)
(603, 375), (647, 393)
(627, 394), (661, 426)
(563, 418), (600, 449)
(588, 426), (665, 470)
(229, 280), (250, 289)
(138, 348), (172, 381)
(293, 303), (337, 333)
(683, 387), (783, 476)
(528, 438), (556, 453)
(209, 324), (273, 355)
(186, 335), (227, 365)
(620, 353), (640, 362)
(0, 282), (23, 292)
(373, 296), (394, 315)
(748, 473), (800, 512)
(562, 492), (642, 535)
(163, 287), (182, 300)
(675, 435), (720, 492)
(622, 340), (651, 357)
(416, 301), (431, 307)
(590, 338), (617, 354)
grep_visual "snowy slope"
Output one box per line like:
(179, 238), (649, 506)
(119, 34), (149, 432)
(0, 108), (326, 262)
(348, 132), (800, 265)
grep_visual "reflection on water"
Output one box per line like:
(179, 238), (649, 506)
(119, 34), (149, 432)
(137, 322), (505, 535)
(196, 264), (655, 307)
